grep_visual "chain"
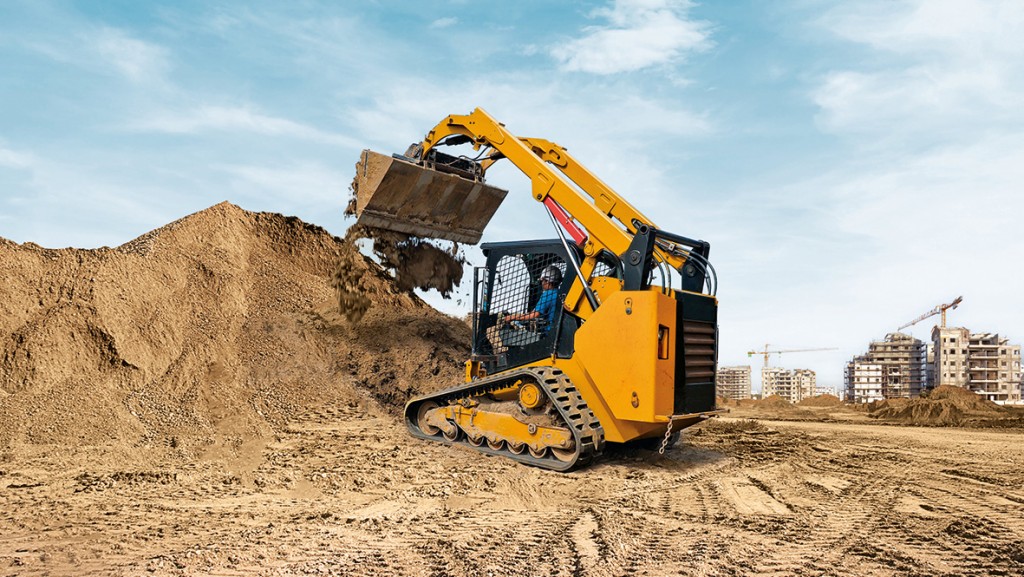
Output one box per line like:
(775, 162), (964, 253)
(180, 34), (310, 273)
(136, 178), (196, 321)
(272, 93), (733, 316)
(658, 419), (674, 455)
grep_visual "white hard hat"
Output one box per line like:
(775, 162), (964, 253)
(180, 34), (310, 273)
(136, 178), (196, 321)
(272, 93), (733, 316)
(539, 265), (562, 284)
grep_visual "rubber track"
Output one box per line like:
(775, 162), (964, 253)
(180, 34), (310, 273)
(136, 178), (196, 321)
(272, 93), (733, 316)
(404, 366), (605, 471)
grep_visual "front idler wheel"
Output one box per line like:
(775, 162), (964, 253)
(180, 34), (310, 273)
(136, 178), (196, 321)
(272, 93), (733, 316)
(416, 401), (441, 436)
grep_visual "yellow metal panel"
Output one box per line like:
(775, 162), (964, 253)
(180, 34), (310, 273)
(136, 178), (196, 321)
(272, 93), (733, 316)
(439, 405), (573, 451)
(589, 276), (623, 305)
(572, 291), (677, 424)
(535, 357), (663, 444)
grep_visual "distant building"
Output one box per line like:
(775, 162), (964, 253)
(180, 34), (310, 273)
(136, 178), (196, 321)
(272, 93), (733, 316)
(814, 386), (838, 398)
(717, 365), (752, 400)
(845, 333), (927, 403)
(845, 356), (883, 403)
(762, 367), (816, 403)
(925, 344), (935, 391)
(795, 369), (816, 401)
(874, 333), (928, 398)
(934, 327), (971, 388)
(932, 327), (1022, 403)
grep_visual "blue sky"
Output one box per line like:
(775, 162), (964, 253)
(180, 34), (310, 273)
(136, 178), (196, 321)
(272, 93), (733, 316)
(2, 0), (1022, 392)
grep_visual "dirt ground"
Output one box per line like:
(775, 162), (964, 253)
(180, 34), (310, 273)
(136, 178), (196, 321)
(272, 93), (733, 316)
(2, 204), (1023, 576)
(2, 413), (1023, 576)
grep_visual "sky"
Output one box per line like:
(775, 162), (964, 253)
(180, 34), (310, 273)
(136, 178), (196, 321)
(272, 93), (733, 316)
(2, 0), (1022, 392)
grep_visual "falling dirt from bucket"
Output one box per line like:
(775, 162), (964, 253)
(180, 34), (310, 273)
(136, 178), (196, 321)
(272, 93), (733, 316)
(347, 149), (507, 245)
(334, 158), (474, 323)
(330, 226), (466, 323)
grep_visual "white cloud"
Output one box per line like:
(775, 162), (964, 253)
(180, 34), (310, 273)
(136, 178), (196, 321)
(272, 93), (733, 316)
(828, 134), (1024, 257)
(0, 145), (36, 170)
(19, 24), (171, 86)
(91, 27), (170, 83)
(814, 0), (1024, 136)
(0, 148), (181, 248)
(345, 76), (710, 150)
(430, 17), (458, 29)
(132, 106), (361, 147)
(758, 1), (1024, 389)
(551, 0), (711, 74)
(823, 0), (1024, 56)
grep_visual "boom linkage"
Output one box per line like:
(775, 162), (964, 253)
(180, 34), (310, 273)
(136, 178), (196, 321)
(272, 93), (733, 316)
(418, 108), (705, 314)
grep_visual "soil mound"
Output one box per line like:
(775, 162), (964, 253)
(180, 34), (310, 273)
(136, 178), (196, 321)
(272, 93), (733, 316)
(726, 395), (818, 420)
(798, 394), (841, 407)
(757, 395), (795, 409)
(868, 385), (1009, 426)
(0, 202), (469, 458)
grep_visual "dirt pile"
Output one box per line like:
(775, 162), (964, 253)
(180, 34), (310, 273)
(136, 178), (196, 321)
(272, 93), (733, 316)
(725, 395), (818, 420)
(798, 394), (842, 407)
(0, 202), (469, 458)
(868, 385), (1010, 426)
(757, 395), (796, 410)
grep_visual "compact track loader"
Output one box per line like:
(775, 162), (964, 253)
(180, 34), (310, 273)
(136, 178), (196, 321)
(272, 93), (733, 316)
(351, 108), (720, 471)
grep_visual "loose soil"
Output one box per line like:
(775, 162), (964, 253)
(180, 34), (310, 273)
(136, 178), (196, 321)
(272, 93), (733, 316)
(868, 385), (1014, 427)
(0, 202), (468, 457)
(798, 393), (842, 407)
(2, 204), (1022, 576)
(342, 226), (465, 298)
(340, 152), (468, 304)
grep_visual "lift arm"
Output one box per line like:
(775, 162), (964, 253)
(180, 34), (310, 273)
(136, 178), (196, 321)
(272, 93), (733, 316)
(416, 108), (711, 313)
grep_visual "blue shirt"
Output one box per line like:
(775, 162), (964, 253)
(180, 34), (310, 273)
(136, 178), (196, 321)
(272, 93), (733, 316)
(534, 288), (559, 330)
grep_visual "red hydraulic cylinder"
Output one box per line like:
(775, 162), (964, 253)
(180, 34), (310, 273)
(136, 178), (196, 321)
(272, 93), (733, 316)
(543, 197), (588, 246)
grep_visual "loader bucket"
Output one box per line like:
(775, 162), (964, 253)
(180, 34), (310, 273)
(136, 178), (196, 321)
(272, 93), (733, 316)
(351, 150), (508, 244)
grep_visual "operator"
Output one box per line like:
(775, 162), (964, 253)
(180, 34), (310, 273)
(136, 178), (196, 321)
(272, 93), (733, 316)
(502, 265), (562, 331)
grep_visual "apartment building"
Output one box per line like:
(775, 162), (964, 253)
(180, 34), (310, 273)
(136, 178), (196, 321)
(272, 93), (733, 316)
(925, 344), (935, 392)
(795, 369), (816, 401)
(762, 367), (816, 403)
(717, 365), (752, 400)
(845, 356), (883, 403)
(845, 333), (927, 402)
(933, 327), (970, 387)
(875, 333), (928, 398)
(932, 326), (1023, 403)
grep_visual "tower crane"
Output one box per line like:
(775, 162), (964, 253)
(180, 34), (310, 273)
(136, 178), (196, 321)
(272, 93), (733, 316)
(897, 296), (963, 332)
(746, 345), (839, 368)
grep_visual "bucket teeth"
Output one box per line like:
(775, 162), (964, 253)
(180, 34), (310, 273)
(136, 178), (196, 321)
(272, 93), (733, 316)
(351, 150), (508, 244)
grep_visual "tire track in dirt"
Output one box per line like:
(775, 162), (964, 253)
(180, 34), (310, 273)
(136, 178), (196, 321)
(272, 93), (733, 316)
(264, 404), (600, 576)
(399, 509), (582, 577)
(763, 437), (1024, 577)
(902, 481), (1024, 576)
(715, 443), (907, 576)
(808, 445), (969, 575)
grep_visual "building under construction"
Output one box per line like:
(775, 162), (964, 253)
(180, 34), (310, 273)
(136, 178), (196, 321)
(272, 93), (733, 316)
(762, 367), (816, 403)
(844, 333), (927, 403)
(716, 365), (752, 400)
(932, 326), (1022, 403)
(844, 356), (883, 403)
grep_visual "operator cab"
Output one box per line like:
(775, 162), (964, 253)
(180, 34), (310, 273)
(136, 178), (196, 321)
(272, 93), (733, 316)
(471, 240), (584, 373)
